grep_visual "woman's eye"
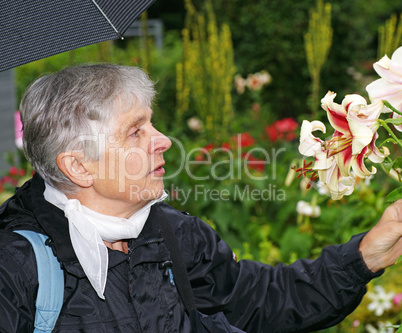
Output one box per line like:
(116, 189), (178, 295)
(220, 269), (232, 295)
(131, 128), (140, 137)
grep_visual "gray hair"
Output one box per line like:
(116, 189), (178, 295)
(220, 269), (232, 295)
(20, 64), (156, 194)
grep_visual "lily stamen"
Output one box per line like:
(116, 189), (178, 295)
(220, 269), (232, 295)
(293, 160), (314, 178)
(306, 171), (318, 189)
(324, 136), (353, 157)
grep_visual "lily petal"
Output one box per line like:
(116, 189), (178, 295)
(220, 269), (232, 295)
(351, 147), (377, 178)
(342, 94), (367, 113)
(347, 117), (375, 155)
(334, 146), (353, 178)
(368, 133), (390, 163)
(373, 61), (402, 84)
(299, 120), (326, 156)
(314, 152), (334, 170)
(318, 162), (354, 200)
(321, 92), (350, 134)
(366, 79), (402, 101)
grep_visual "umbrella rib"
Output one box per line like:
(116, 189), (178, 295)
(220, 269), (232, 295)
(90, 0), (124, 39)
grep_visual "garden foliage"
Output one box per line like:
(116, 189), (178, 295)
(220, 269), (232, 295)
(4, 1), (402, 331)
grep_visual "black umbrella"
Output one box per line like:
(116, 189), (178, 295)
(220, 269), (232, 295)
(0, 0), (156, 72)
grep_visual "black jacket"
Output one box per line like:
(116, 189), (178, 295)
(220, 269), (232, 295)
(0, 174), (381, 332)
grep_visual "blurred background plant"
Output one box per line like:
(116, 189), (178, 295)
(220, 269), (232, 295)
(378, 13), (402, 58)
(176, 0), (236, 141)
(3, 0), (402, 331)
(304, 0), (333, 118)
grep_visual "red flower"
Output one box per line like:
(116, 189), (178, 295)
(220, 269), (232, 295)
(244, 154), (265, 172)
(9, 166), (18, 176)
(274, 118), (298, 132)
(265, 125), (279, 142)
(195, 143), (215, 161)
(221, 142), (231, 150)
(265, 117), (299, 142)
(1, 176), (12, 184)
(18, 168), (26, 177)
(232, 132), (255, 147)
(204, 143), (214, 151)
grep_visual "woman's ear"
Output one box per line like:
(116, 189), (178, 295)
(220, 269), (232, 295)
(56, 151), (95, 188)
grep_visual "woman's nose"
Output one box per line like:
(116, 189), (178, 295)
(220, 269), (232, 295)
(149, 130), (172, 154)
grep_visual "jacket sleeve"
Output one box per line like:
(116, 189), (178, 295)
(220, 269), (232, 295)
(179, 215), (382, 333)
(0, 231), (37, 332)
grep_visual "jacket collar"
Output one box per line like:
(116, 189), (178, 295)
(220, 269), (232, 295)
(30, 173), (76, 262)
(28, 174), (168, 276)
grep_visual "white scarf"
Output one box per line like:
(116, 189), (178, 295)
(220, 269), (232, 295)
(44, 183), (167, 299)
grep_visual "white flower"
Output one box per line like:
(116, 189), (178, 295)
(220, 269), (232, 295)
(364, 174), (374, 186)
(234, 74), (246, 94)
(366, 46), (402, 132)
(366, 321), (395, 333)
(296, 201), (321, 217)
(367, 286), (395, 316)
(315, 180), (330, 196)
(187, 117), (203, 132)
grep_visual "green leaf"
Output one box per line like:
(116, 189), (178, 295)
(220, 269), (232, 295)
(393, 156), (402, 170)
(386, 186), (402, 203)
(384, 118), (402, 125)
(379, 137), (396, 147)
(383, 156), (394, 173)
(395, 255), (402, 265)
(396, 324), (402, 333)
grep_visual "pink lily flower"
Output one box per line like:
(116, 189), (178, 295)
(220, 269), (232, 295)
(299, 119), (354, 200)
(321, 92), (389, 178)
(298, 92), (389, 199)
(366, 46), (402, 131)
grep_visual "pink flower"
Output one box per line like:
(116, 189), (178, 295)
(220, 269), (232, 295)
(252, 103), (261, 112)
(298, 92), (389, 199)
(321, 92), (388, 179)
(393, 293), (402, 306)
(14, 111), (23, 149)
(366, 47), (402, 131)
(246, 73), (265, 91)
(234, 74), (246, 94)
(245, 70), (272, 91)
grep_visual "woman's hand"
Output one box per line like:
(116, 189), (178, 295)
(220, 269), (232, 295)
(359, 199), (402, 272)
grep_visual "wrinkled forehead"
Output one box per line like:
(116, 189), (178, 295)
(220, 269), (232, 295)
(107, 92), (152, 124)
(109, 104), (153, 137)
(116, 89), (152, 112)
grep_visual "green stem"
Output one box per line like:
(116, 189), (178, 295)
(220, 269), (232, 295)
(383, 100), (402, 116)
(378, 119), (402, 148)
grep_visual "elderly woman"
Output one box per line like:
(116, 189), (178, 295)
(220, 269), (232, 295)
(0, 64), (401, 332)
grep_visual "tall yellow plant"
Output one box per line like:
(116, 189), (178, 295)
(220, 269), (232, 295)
(304, 0), (333, 117)
(176, 0), (236, 139)
(378, 13), (402, 59)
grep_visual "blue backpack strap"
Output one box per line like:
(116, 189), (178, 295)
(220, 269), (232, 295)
(14, 230), (64, 333)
